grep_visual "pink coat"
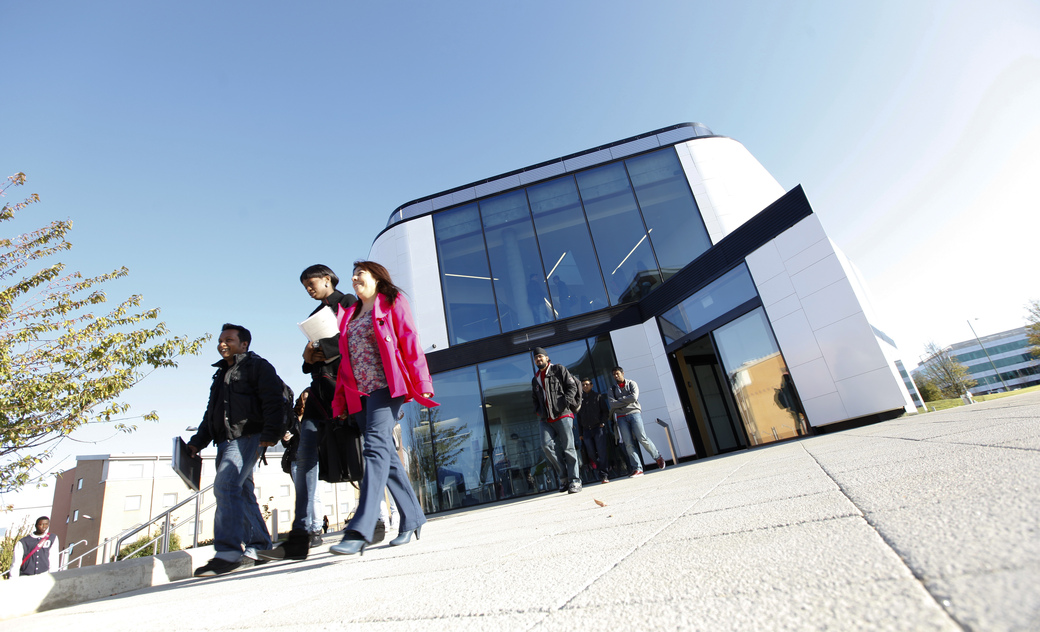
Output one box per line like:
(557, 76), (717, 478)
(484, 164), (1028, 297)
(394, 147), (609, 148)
(331, 293), (437, 417)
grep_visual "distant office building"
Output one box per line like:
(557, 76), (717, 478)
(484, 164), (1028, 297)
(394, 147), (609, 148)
(913, 326), (1040, 396)
(368, 123), (917, 514)
(50, 453), (356, 567)
(894, 359), (925, 409)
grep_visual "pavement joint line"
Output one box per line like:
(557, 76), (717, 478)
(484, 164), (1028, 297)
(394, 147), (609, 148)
(798, 441), (968, 631)
(536, 456), (759, 630)
(848, 433), (1040, 454)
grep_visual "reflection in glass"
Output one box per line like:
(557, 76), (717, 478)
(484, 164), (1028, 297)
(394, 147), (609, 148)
(712, 308), (808, 446)
(528, 177), (609, 318)
(433, 204), (499, 344)
(479, 191), (552, 332)
(478, 354), (548, 498)
(404, 366), (488, 512)
(576, 163), (662, 305)
(659, 265), (759, 345)
(626, 149), (711, 280)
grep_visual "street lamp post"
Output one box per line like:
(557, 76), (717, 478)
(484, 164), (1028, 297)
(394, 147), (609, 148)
(967, 319), (1010, 393)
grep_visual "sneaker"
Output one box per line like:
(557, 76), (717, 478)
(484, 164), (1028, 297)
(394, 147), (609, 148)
(568, 481), (583, 494)
(631, 470), (644, 478)
(558, 483), (568, 493)
(309, 532), (324, 548)
(194, 556), (252, 577)
(600, 475), (610, 484)
(373, 520), (386, 544)
(656, 456), (666, 470)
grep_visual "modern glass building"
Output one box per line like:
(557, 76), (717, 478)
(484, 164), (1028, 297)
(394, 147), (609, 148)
(913, 326), (1040, 396)
(370, 123), (917, 514)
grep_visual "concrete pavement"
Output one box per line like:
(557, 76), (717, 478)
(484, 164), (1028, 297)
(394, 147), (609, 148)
(2, 391), (1038, 630)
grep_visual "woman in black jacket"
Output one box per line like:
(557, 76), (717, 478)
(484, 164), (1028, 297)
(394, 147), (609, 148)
(261, 264), (356, 561)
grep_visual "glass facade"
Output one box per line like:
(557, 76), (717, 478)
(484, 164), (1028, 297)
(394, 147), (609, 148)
(433, 147), (709, 346)
(659, 265), (759, 345)
(400, 335), (620, 512)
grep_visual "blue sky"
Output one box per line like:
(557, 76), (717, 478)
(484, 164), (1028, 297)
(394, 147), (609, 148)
(3, 0), (1039, 515)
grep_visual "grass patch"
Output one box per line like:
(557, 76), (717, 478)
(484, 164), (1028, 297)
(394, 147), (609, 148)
(916, 384), (1040, 413)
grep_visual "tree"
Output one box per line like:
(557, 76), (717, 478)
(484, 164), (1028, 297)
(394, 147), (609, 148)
(1026, 299), (1040, 359)
(1, 173), (210, 494)
(919, 341), (977, 398)
(912, 375), (942, 403)
(117, 526), (182, 560)
(0, 516), (32, 579)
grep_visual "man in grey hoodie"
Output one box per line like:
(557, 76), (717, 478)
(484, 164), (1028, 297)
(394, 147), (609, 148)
(607, 366), (665, 477)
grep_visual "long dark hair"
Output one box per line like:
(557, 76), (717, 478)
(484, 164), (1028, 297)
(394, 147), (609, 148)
(300, 264), (339, 288)
(350, 260), (403, 320)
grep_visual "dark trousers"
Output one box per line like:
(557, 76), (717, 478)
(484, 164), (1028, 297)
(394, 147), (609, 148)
(347, 388), (426, 542)
(581, 425), (609, 477)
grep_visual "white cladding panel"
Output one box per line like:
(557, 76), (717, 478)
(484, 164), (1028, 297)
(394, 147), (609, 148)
(367, 216), (448, 353)
(676, 137), (785, 245)
(609, 323), (695, 461)
(746, 215), (912, 426)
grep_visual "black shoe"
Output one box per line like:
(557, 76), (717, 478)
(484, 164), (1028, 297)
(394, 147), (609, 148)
(194, 556), (252, 577)
(372, 520), (386, 544)
(258, 530), (309, 561)
(568, 481), (583, 494)
(309, 532), (324, 548)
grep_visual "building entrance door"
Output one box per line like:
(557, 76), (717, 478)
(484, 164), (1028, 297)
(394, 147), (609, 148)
(674, 335), (745, 457)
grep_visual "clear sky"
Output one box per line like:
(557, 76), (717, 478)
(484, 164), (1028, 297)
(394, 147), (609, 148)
(3, 0), (1039, 517)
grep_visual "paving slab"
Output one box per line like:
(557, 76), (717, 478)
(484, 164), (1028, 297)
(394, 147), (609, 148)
(2, 391), (1039, 630)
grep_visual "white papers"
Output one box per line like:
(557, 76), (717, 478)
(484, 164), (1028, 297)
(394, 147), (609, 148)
(298, 306), (339, 342)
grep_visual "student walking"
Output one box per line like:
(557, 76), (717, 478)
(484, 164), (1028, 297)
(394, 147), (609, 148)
(608, 366), (666, 477)
(329, 261), (436, 556)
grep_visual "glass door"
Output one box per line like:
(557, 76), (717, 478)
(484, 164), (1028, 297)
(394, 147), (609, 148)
(712, 308), (808, 446)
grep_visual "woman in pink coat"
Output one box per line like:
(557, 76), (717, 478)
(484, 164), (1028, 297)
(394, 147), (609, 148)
(330, 261), (436, 556)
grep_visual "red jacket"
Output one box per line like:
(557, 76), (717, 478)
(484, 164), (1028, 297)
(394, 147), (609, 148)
(331, 293), (437, 417)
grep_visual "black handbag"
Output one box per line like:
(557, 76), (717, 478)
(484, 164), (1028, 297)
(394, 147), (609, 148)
(318, 416), (365, 483)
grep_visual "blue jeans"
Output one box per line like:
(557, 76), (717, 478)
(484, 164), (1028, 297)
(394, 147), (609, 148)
(347, 389), (426, 542)
(616, 411), (660, 472)
(212, 434), (271, 561)
(291, 418), (322, 533)
(581, 425), (609, 476)
(540, 417), (579, 484)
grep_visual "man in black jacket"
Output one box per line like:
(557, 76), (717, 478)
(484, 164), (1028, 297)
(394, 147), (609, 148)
(530, 347), (582, 494)
(188, 323), (286, 577)
(577, 378), (612, 484)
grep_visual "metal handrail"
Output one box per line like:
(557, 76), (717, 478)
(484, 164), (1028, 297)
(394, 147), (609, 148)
(62, 483), (215, 569)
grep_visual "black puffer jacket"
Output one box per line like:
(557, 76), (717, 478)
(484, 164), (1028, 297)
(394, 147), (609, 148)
(302, 290), (357, 420)
(189, 351), (286, 448)
(531, 363), (578, 421)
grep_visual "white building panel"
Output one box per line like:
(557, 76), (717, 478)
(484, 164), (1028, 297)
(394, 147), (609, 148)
(749, 214), (910, 427)
(368, 217), (448, 353)
(799, 278), (864, 331)
(800, 391), (849, 426)
(813, 312), (889, 382)
(787, 357), (838, 401)
(683, 137), (785, 239)
(835, 366), (912, 419)
(744, 241), (785, 285)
